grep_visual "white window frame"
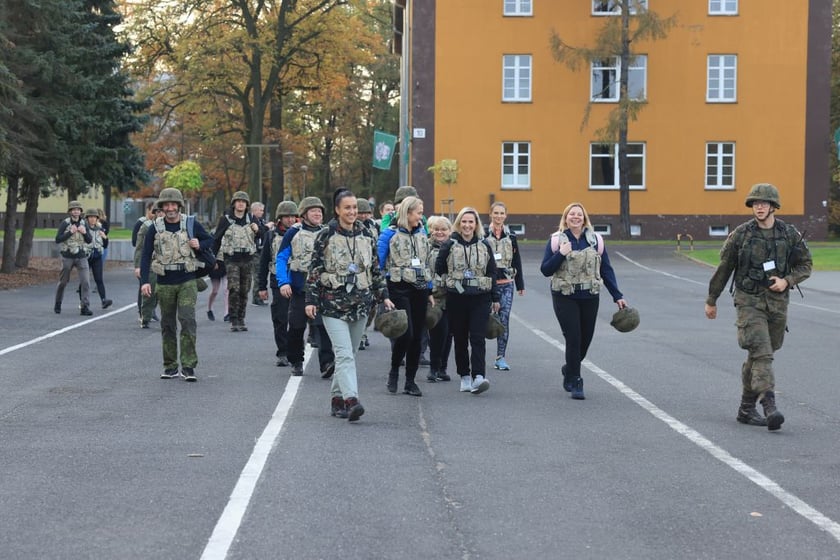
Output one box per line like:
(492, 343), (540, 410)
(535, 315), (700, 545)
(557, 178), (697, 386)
(501, 142), (531, 190)
(593, 224), (612, 236)
(589, 143), (646, 190)
(707, 54), (737, 102)
(592, 0), (647, 15)
(705, 142), (735, 190)
(502, 54), (532, 102)
(709, 0), (738, 15)
(709, 225), (730, 237)
(591, 55), (647, 102)
(503, 0), (532, 16)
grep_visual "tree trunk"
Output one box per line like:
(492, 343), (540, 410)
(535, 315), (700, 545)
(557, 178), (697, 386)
(16, 175), (41, 268)
(1, 174), (19, 273)
(617, 0), (632, 239)
(269, 92), (285, 208)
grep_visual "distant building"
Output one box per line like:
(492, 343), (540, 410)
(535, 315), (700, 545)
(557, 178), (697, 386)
(395, 0), (831, 239)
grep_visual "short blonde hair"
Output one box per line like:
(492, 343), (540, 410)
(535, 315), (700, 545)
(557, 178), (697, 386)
(426, 215), (452, 233)
(396, 196), (424, 230)
(558, 202), (593, 231)
(453, 207), (485, 238)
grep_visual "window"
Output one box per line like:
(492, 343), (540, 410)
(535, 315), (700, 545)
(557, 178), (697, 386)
(504, 0), (532, 16)
(707, 54), (737, 102)
(502, 142), (531, 189)
(709, 225), (730, 237)
(705, 142), (735, 189)
(592, 0), (647, 15)
(503, 55), (532, 102)
(593, 224), (612, 236)
(508, 223), (526, 236)
(591, 55), (647, 101)
(589, 143), (645, 190)
(709, 0), (737, 15)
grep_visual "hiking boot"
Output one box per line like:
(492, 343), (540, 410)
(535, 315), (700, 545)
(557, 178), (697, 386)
(460, 376), (473, 392)
(760, 391), (785, 431)
(331, 396), (348, 418)
(345, 397), (365, 422)
(160, 368), (179, 379)
(54, 303), (61, 314)
(276, 356), (290, 367)
(387, 369), (399, 394)
(207, 310), (215, 321)
(141, 320), (150, 329)
(736, 393), (767, 426)
(436, 370), (451, 382)
(403, 382), (423, 397)
(470, 375), (490, 395)
(231, 324), (239, 332)
(320, 362), (335, 379)
(101, 299), (113, 309)
(239, 323), (248, 332)
(291, 363), (303, 376)
(494, 357), (510, 371)
(181, 367), (197, 382)
(426, 370), (438, 383)
(570, 377), (585, 400)
(80, 307), (93, 316)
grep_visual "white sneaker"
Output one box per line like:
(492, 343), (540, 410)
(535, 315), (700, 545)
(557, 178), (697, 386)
(460, 376), (472, 392)
(471, 375), (490, 394)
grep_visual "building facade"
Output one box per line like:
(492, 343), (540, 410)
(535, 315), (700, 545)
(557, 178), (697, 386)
(398, 0), (831, 240)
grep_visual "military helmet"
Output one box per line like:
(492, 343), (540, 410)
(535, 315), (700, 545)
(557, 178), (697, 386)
(485, 313), (506, 339)
(68, 201), (83, 212)
(84, 208), (100, 218)
(745, 183), (781, 209)
(375, 307), (408, 339)
(610, 307), (640, 333)
(157, 188), (185, 209)
(425, 302), (444, 330)
(394, 185), (418, 205)
(275, 200), (299, 219)
(298, 196), (325, 217)
(231, 190), (250, 205)
(357, 199), (372, 214)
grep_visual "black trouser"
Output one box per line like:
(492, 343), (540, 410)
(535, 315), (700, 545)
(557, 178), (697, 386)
(288, 291), (334, 368)
(429, 308), (453, 373)
(87, 255), (106, 301)
(551, 294), (600, 379)
(270, 285), (290, 357)
(446, 291), (491, 378)
(388, 281), (429, 381)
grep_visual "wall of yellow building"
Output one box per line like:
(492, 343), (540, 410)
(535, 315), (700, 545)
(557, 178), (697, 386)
(0, 188), (105, 215)
(433, 1), (809, 219)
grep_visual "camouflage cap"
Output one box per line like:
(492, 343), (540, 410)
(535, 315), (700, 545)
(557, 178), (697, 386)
(485, 312), (506, 339)
(68, 201), (83, 211)
(394, 185), (418, 205)
(610, 307), (640, 333)
(375, 307), (408, 339)
(357, 199), (372, 214)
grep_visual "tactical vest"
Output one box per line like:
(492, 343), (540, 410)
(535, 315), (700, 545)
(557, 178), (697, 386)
(150, 215), (200, 275)
(269, 232), (283, 276)
(219, 215), (256, 257)
(288, 224), (324, 272)
(732, 220), (794, 295)
(427, 243), (446, 292)
(86, 224), (105, 255)
(486, 227), (515, 279)
(386, 227), (431, 286)
(319, 228), (374, 291)
(59, 218), (89, 257)
(444, 239), (492, 292)
(549, 230), (602, 295)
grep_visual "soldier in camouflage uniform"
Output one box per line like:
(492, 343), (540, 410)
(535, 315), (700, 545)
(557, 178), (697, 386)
(305, 189), (394, 421)
(140, 188), (214, 381)
(249, 201), (271, 306)
(54, 201), (94, 315)
(213, 191), (260, 331)
(705, 183), (812, 431)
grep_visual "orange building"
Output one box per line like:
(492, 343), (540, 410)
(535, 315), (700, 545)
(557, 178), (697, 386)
(396, 0), (831, 239)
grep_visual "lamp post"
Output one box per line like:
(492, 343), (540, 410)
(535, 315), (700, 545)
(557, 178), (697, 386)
(283, 151), (295, 199)
(300, 165), (308, 198)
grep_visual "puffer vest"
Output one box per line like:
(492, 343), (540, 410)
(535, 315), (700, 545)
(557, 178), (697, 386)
(319, 228), (374, 291)
(444, 239), (492, 292)
(386, 227), (431, 287)
(219, 215), (256, 257)
(150, 215), (200, 275)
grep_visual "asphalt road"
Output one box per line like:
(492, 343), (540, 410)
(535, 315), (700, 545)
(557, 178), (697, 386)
(1, 244), (838, 560)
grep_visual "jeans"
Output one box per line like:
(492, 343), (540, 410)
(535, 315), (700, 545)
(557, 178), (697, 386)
(323, 315), (367, 400)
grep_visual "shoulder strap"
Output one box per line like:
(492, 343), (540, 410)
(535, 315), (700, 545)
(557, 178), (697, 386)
(186, 215), (195, 239)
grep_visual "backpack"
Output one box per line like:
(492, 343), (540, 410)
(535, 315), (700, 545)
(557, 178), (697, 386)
(186, 216), (216, 277)
(550, 229), (604, 255)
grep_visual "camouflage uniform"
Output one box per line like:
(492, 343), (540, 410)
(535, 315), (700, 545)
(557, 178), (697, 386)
(54, 203), (93, 314)
(214, 211), (257, 330)
(133, 217), (158, 326)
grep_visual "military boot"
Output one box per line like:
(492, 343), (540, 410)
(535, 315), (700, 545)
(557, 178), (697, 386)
(386, 368), (399, 394)
(760, 391), (785, 431)
(330, 396), (348, 419)
(736, 393), (767, 426)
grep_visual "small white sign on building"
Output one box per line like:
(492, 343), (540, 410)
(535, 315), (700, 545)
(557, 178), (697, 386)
(413, 128), (426, 139)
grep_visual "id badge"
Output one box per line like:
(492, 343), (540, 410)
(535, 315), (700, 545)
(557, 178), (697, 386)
(762, 260), (776, 272)
(411, 258), (421, 267)
(348, 263), (358, 274)
(494, 253), (502, 261)
(464, 270), (475, 279)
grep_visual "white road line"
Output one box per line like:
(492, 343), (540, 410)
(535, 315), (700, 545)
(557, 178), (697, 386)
(0, 304), (135, 356)
(200, 347), (312, 560)
(514, 312), (840, 544)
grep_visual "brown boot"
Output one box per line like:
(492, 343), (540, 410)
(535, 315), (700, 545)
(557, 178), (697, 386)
(760, 391), (785, 431)
(736, 393), (766, 426)
(345, 397), (365, 422)
(330, 396), (348, 418)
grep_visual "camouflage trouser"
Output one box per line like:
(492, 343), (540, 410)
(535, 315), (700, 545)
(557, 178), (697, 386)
(140, 272), (158, 322)
(734, 292), (787, 396)
(156, 281), (198, 370)
(226, 261), (251, 325)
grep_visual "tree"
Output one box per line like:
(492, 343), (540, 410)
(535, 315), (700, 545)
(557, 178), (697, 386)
(829, 0), (840, 236)
(550, 0), (675, 239)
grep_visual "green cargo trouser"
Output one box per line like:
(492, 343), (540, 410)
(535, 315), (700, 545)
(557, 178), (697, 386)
(734, 290), (787, 396)
(156, 280), (198, 371)
(226, 261), (251, 324)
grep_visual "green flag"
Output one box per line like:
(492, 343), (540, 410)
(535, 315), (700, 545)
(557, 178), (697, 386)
(373, 130), (398, 170)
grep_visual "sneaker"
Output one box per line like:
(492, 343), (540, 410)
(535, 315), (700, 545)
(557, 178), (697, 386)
(403, 382), (423, 397)
(419, 356), (431, 366)
(230, 324), (239, 332)
(345, 397), (365, 422)
(151, 313), (159, 322)
(426, 370), (438, 383)
(494, 357), (510, 371)
(570, 377), (585, 400)
(331, 396), (348, 418)
(276, 356), (290, 367)
(387, 369), (398, 394)
(471, 375), (490, 394)
(291, 363), (303, 376)
(363, 334), (370, 347)
(101, 299), (113, 309)
(80, 307), (93, 316)
(207, 310), (215, 321)
(239, 323), (248, 332)
(54, 303), (61, 314)
(160, 368), (178, 379)
(436, 370), (451, 382)
(182, 367), (197, 382)
(359, 338), (366, 351)
(561, 365), (573, 392)
(460, 376), (472, 392)
(223, 314), (230, 322)
(320, 362), (335, 379)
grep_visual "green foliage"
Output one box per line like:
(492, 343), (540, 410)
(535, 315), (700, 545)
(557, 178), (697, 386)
(690, 246), (840, 271)
(164, 161), (203, 192)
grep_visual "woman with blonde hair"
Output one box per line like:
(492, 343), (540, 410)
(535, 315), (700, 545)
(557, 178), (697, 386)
(540, 202), (627, 400)
(425, 215), (454, 382)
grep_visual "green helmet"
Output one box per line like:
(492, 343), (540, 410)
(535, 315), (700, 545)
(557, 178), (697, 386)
(357, 199), (372, 214)
(298, 196), (325, 217)
(485, 313), (506, 339)
(157, 188), (185, 209)
(68, 201), (83, 212)
(231, 191), (250, 205)
(375, 307), (408, 339)
(425, 301), (444, 330)
(745, 183), (781, 209)
(610, 307), (640, 333)
(84, 208), (100, 218)
(394, 185), (418, 205)
(275, 200), (299, 219)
